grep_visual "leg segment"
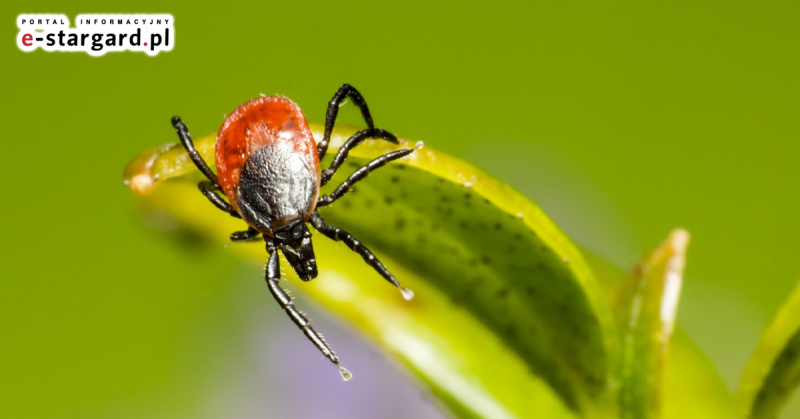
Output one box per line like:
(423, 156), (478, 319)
(172, 116), (219, 185)
(318, 84), (380, 160)
(317, 149), (416, 207)
(198, 181), (241, 218)
(264, 241), (352, 380)
(309, 212), (413, 300)
(320, 128), (397, 186)
(230, 227), (260, 242)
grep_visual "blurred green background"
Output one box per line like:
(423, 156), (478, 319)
(2, 1), (799, 418)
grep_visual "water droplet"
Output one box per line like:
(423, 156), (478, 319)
(400, 287), (415, 301)
(516, 212), (525, 220)
(339, 365), (353, 381)
(415, 141), (424, 149)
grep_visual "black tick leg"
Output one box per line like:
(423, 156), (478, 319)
(264, 240), (352, 381)
(320, 128), (397, 186)
(230, 227), (260, 242)
(318, 84), (394, 160)
(198, 181), (241, 219)
(172, 116), (219, 186)
(317, 148), (416, 207)
(309, 211), (413, 300)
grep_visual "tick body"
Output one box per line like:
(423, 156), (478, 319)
(171, 84), (416, 380)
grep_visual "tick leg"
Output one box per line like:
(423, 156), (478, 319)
(320, 128), (398, 186)
(172, 116), (219, 186)
(230, 227), (260, 242)
(319, 84), (389, 160)
(309, 211), (413, 300)
(264, 241), (352, 381)
(317, 149), (416, 207)
(199, 181), (241, 219)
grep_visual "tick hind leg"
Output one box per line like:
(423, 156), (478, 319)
(309, 211), (413, 300)
(264, 241), (352, 381)
(172, 116), (219, 186)
(198, 181), (241, 219)
(318, 84), (396, 160)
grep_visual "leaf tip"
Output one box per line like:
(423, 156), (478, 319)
(123, 146), (167, 196)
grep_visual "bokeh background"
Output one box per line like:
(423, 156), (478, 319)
(2, 1), (799, 418)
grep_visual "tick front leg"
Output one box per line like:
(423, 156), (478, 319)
(172, 116), (220, 186)
(198, 181), (241, 219)
(230, 227), (260, 242)
(264, 241), (352, 381)
(309, 212), (413, 301)
(317, 148), (416, 207)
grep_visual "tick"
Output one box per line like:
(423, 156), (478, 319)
(171, 84), (416, 380)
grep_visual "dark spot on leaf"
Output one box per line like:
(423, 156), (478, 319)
(471, 276), (485, 287)
(514, 233), (522, 241)
(468, 257), (478, 267)
(459, 221), (467, 229)
(496, 288), (509, 299)
(394, 218), (406, 230)
(393, 164), (406, 170)
(365, 199), (374, 208)
(390, 176), (399, 183)
(481, 256), (491, 265)
(464, 192), (472, 199)
(400, 190), (408, 199)
(494, 222), (502, 230)
(506, 324), (518, 337)
(384, 196), (394, 205)
(557, 302), (569, 315)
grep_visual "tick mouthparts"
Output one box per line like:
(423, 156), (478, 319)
(400, 287), (415, 301)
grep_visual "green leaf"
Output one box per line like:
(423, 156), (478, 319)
(735, 281), (800, 419)
(613, 230), (690, 419)
(583, 251), (732, 419)
(125, 124), (617, 417)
